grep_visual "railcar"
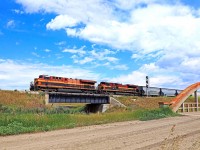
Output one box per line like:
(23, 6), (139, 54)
(138, 86), (162, 96)
(98, 82), (139, 95)
(161, 88), (177, 97)
(30, 75), (96, 93)
(30, 75), (182, 97)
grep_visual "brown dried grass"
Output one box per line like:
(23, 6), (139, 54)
(115, 96), (173, 109)
(0, 90), (45, 108)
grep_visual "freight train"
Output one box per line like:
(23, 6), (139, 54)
(30, 75), (182, 96)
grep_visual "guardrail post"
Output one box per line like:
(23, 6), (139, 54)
(195, 90), (198, 111)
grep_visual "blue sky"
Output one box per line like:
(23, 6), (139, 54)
(1, 0), (200, 90)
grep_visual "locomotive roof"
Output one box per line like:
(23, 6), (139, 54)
(100, 81), (121, 84)
(126, 84), (138, 86)
(38, 75), (96, 83)
(80, 79), (96, 83)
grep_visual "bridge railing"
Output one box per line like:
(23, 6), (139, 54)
(178, 102), (200, 113)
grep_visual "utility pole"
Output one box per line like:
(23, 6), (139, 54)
(146, 76), (149, 97)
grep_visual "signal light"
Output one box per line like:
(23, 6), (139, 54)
(146, 76), (149, 88)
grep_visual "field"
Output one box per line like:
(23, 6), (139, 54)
(0, 90), (191, 135)
(0, 90), (44, 108)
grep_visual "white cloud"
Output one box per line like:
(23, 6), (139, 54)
(31, 52), (40, 57)
(16, 1), (200, 53)
(55, 41), (66, 46)
(0, 59), (100, 90)
(75, 57), (94, 65)
(110, 62), (194, 89)
(47, 15), (79, 30)
(12, 9), (24, 14)
(62, 46), (86, 55)
(104, 57), (118, 62)
(55, 54), (63, 59)
(111, 71), (146, 85)
(89, 49), (118, 62)
(7, 20), (15, 28)
(66, 46), (126, 69)
(44, 49), (51, 52)
(111, 64), (128, 70)
(15, 0), (200, 88)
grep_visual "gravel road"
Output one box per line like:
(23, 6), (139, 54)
(1, 113), (200, 150)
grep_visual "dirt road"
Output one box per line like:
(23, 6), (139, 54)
(1, 113), (200, 150)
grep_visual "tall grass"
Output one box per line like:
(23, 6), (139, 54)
(0, 91), (178, 136)
(0, 108), (177, 136)
(115, 96), (174, 109)
(0, 104), (85, 114)
(0, 90), (44, 108)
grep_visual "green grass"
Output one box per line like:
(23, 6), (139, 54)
(0, 104), (85, 114)
(135, 107), (179, 121)
(0, 108), (177, 136)
(0, 91), (179, 136)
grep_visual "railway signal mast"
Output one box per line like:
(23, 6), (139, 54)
(146, 76), (149, 97)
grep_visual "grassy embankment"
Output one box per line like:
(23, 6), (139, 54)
(0, 90), (179, 135)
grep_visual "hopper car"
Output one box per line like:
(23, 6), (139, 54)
(138, 86), (182, 97)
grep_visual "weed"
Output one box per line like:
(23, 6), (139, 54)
(0, 107), (177, 136)
(137, 108), (178, 121)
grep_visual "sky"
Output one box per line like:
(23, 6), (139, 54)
(1, 0), (200, 90)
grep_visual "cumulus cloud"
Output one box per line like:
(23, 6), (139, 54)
(110, 63), (188, 89)
(15, 1), (200, 53)
(47, 15), (79, 30)
(15, 0), (200, 88)
(0, 59), (100, 90)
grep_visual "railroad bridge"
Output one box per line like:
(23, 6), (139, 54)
(45, 92), (110, 113)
